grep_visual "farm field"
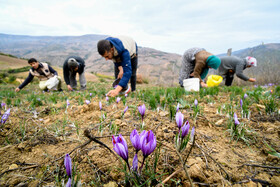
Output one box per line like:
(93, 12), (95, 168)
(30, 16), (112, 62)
(0, 81), (279, 186)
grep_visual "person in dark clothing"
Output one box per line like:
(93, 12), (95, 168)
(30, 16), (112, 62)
(63, 56), (86, 91)
(218, 56), (257, 86)
(15, 58), (62, 92)
(97, 35), (138, 97)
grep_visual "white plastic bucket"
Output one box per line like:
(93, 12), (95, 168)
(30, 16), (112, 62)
(183, 78), (200, 92)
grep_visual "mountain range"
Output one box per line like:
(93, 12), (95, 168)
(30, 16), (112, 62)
(0, 33), (279, 85)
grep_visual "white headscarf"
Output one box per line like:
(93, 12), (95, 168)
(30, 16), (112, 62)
(245, 56), (257, 67)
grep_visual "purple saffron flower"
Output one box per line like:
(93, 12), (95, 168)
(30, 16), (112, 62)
(268, 83), (274, 86)
(138, 104), (146, 120)
(130, 129), (141, 152)
(1, 102), (5, 109)
(85, 100), (90, 105)
(106, 96), (109, 101)
(66, 178), (71, 187)
(112, 134), (128, 161)
(132, 154), (138, 171)
(64, 154), (72, 178)
(99, 101), (102, 110)
(244, 93), (248, 99)
(66, 99), (70, 107)
(1, 108), (11, 125)
(240, 99), (243, 108)
(116, 97), (121, 104)
(90, 93), (92, 96)
(140, 130), (157, 157)
(191, 126), (195, 138)
(234, 113), (240, 125)
(176, 103), (180, 112)
(175, 112), (184, 129)
(125, 93), (128, 98)
(181, 121), (190, 138)
(123, 106), (128, 114)
(194, 99), (198, 107)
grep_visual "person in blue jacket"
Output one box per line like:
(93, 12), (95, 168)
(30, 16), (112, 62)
(97, 36), (138, 97)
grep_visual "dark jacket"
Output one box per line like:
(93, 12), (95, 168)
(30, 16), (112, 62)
(63, 56), (85, 85)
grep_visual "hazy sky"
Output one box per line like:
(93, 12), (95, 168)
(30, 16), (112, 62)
(1, 0), (279, 54)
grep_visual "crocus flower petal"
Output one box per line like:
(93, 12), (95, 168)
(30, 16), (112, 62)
(99, 101), (102, 110)
(191, 126), (195, 138)
(64, 154), (72, 177)
(244, 93), (248, 99)
(114, 143), (128, 161)
(66, 178), (71, 187)
(130, 129), (141, 151)
(1, 108), (11, 125)
(234, 113), (240, 125)
(176, 103), (180, 112)
(175, 112), (184, 129)
(118, 134), (128, 151)
(132, 154), (138, 171)
(124, 106), (128, 114)
(194, 99), (198, 107)
(181, 121), (190, 138)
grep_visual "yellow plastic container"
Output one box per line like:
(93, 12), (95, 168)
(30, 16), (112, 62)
(206, 75), (223, 87)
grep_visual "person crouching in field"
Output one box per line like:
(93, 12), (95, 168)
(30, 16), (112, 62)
(63, 56), (87, 91)
(218, 56), (257, 86)
(97, 35), (138, 97)
(179, 47), (221, 88)
(15, 58), (62, 92)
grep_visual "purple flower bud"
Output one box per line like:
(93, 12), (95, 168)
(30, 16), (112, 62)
(138, 104), (146, 119)
(64, 154), (72, 177)
(116, 97), (121, 104)
(99, 101), (102, 110)
(123, 106), (128, 114)
(191, 126), (195, 138)
(181, 121), (190, 138)
(132, 154), (138, 171)
(175, 112), (184, 129)
(176, 103), (180, 112)
(140, 130), (157, 157)
(130, 129), (141, 152)
(1, 102), (6, 108)
(234, 113), (240, 125)
(1, 108), (11, 125)
(244, 93), (248, 99)
(66, 99), (70, 106)
(66, 178), (71, 187)
(194, 99), (198, 107)
(85, 100), (90, 105)
(125, 93), (128, 98)
(112, 134), (128, 161)
(268, 83), (274, 86)
(240, 99), (243, 108)
(106, 96), (109, 101)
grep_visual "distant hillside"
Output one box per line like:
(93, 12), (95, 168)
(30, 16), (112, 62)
(0, 33), (181, 85)
(0, 33), (279, 85)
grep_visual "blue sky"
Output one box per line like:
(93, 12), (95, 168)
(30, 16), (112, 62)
(0, 0), (280, 54)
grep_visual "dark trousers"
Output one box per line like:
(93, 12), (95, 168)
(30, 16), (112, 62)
(114, 56), (138, 91)
(225, 72), (234, 86)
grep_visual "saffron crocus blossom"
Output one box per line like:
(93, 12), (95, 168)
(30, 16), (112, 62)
(64, 154), (72, 177)
(85, 100), (90, 105)
(66, 99), (70, 107)
(140, 130), (157, 157)
(90, 93), (92, 96)
(234, 113), (240, 125)
(106, 96), (109, 101)
(1, 102), (5, 109)
(181, 121), (190, 138)
(240, 99), (243, 108)
(191, 126), (195, 138)
(99, 101), (102, 110)
(175, 112), (184, 129)
(112, 134), (128, 161)
(125, 93), (128, 98)
(116, 97), (121, 104)
(244, 93), (248, 99)
(130, 129), (141, 152)
(138, 104), (146, 120)
(194, 99), (198, 107)
(132, 154), (138, 171)
(66, 178), (71, 187)
(176, 103), (180, 112)
(1, 108), (11, 125)
(123, 106), (128, 114)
